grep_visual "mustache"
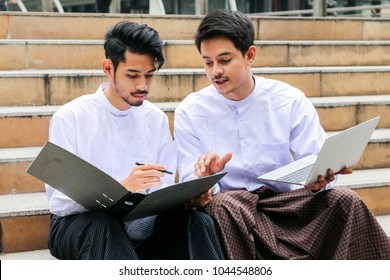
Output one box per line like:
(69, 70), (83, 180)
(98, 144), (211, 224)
(212, 75), (226, 81)
(130, 90), (148, 95)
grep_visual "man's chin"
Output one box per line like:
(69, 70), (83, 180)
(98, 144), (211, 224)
(124, 97), (145, 107)
(131, 101), (144, 107)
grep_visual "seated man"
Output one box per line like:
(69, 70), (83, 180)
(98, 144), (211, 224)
(46, 21), (224, 260)
(174, 9), (390, 259)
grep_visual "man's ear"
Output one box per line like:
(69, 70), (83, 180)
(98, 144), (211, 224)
(246, 45), (257, 65)
(102, 59), (113, 76)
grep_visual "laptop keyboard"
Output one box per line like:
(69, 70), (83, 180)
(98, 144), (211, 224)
(277, 164), (314, 184)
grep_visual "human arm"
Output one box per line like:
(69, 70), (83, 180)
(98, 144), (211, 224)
(45, 109), (88, 216)
(287, 91), (344, 192)
(288, 97), (354, 192)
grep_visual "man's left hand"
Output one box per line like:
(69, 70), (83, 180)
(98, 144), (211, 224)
(185, 189), (213, 209)
(305, 167), (353, 192)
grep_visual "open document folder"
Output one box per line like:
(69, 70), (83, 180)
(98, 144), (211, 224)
(27, 142), (227, 221)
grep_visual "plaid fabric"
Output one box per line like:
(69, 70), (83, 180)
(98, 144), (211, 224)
(206, 187), (390, 260)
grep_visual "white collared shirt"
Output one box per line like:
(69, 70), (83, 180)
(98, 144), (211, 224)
(174, 75), (330, 193)
(46, 83), (177, 216)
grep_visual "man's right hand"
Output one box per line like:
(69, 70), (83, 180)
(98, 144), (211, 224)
(120, 163), (166, 192)
(194, 152), (232, 177)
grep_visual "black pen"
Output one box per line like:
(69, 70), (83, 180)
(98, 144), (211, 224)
(135, 162), (173, 175)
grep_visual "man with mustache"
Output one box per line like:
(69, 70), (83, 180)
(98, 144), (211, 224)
(174, 9), (390, 259)
(45, 21), (224, 260)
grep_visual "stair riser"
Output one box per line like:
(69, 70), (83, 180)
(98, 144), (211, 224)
(3, 14), (390, 41)
(354, 186), (390, 216)
(0, 44), (104, 70)
(2, 71), (390, 106)
(258, 19), (390, 41)
(3, 43), (390, 70)
(0, 162), (44, 195)
(0, 214), (50, 253)
(316, 104), (390, 131)
(357, 143), (390, 170)
(0, 116), (50, 148)
(1, 105), (389, 148)
(261, 71), (390, 98)
(0, 140), (388, 195)
(288, 45), (390, 67)
(0, 75), (106, 106)
(0, 14), (201, 40)
(0, 112), (175, 148)
(3, 11), (390, 257)
(1, 76), (48, 106)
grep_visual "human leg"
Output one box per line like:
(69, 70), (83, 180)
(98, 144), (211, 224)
(205, 189), (262, 259)
(255, 187), (390, 259)
(309, 187), (390, 259)
(206, 187), (390, 259)
(136, 209), (224, 260)
(186, 210), (225, 260)
(48, 212), (138, 260)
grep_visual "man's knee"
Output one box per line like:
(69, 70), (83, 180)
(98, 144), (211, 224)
(326, 187), (367, 212)
(206, 190), (253, 215)
(328, 187), (361, 201)
(51, 212), (124, 244)
(188, 210), (215, 227)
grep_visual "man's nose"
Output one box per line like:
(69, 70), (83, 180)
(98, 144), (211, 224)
(212, 65), (223, 77)
(136, 79), (148, 91)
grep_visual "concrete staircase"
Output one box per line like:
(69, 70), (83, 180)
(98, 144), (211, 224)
(0, 12), (390, 259)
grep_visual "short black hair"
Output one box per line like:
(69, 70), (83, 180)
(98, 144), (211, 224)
(195, 9), (254, 56)
(104, 21), (165, 72)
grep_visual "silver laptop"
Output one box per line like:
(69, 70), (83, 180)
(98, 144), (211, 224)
(258, 116), (380, 186)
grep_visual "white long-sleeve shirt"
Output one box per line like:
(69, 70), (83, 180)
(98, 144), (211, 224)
(46, 83), (177, 216)
(174, 75), (330, 193)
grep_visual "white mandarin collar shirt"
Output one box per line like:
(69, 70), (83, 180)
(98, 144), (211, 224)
(46, 83), (177, 216)
(174, 75), (333, 193)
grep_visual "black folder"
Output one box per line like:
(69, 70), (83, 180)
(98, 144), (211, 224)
(26, 142), (227, 221)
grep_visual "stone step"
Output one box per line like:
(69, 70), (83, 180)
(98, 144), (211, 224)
(337, 169), (390, 216)
(311, 95), (390, 131)
(1, 66), (390, 107)
(0, 192), (50, 253)
(2, 11), (390, 258)
(2, 212), (390, 260)
(0, 147), (45, 195)
(3, 39), (390, 70)
(0, 168), (389, 254)
(0, 103), (175, 148)
(1, 94), (389, 148)
(0, 249), (56, 260)
(1, 124), (389, 195)
(2, 12), (390, 41)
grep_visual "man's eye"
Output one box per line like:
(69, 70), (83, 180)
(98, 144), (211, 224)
(221, 59), (231, 64)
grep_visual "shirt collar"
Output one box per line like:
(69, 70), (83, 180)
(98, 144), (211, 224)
(214, 75), (258, 108)
(95, 83), (137, 117)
